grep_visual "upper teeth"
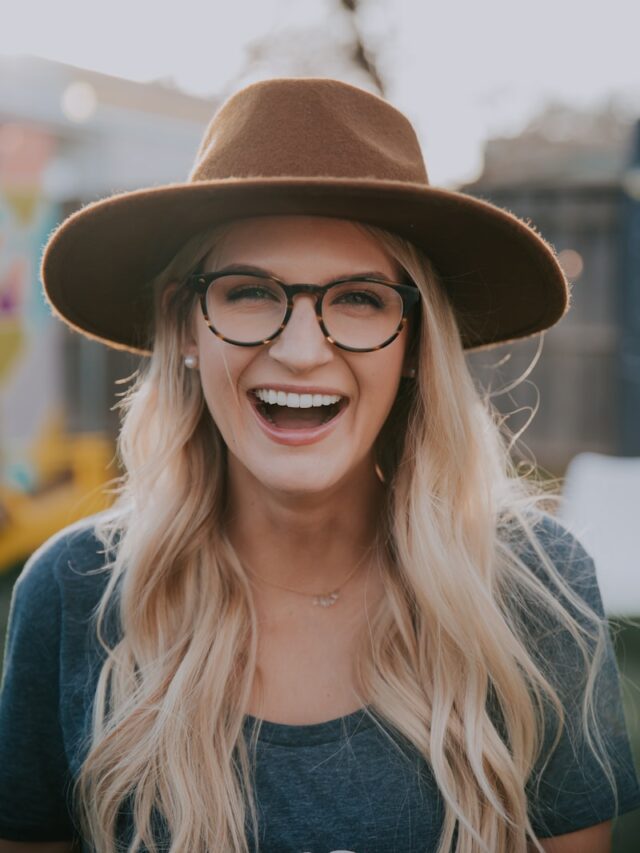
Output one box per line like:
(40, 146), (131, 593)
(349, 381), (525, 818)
(253, 389), (343, 408)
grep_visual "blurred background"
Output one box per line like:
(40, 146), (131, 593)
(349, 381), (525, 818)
(0, 0), (639, 847)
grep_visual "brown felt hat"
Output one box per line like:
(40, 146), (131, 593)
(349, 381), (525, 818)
(41, 76), (570, 355)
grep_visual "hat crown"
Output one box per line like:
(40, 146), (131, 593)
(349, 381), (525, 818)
(189, 77), (429, 185)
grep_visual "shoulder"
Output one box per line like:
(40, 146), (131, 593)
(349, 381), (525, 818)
(12, 510), (118, 624)
(509, 510), (594, 569)
(506, 511), (603, 617)
(499, 511), (607, 644)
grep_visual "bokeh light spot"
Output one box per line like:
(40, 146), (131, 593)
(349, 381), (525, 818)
(557, 248), (584, 280)
(61, 81), (97, 123)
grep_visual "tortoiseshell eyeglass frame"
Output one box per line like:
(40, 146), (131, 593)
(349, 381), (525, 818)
(184, 269), (421, 352)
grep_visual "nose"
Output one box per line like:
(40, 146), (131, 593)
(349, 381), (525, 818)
(267, 294), (334, 371)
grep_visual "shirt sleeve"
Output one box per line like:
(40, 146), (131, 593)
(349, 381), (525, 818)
(0, 535), (77, 841)
(521, 517), (640, 838)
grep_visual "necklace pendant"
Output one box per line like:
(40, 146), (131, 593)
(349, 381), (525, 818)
(313, 591), (340, 607)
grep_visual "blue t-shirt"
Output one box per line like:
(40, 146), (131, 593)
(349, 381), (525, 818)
(0, 512), (639, 852)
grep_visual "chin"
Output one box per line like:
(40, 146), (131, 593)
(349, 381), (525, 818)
(259, 470), (340, 496)
(251, 458), (349, 496)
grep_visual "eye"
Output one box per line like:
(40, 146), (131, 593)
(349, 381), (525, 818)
(214, 274), (285, 305)
(225, 285), (280, 303)
(339, 290), (382, 307)
(329, 282), (391, 311)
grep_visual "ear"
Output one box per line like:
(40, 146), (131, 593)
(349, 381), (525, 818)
(161, 280), (199, 358)
(182, 333), (199, 362)
(400, 307), (420, 379)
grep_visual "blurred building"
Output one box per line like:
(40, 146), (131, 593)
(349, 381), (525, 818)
(462, 102), (640, 474)
(0, 55), (217, 497)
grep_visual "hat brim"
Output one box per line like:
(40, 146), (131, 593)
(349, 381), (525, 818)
(40, 177), (570, 355)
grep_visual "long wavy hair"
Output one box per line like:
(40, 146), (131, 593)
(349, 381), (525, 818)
(74, 218), (615, 852)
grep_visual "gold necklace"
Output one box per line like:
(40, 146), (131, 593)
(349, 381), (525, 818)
(245, 545), (374, 607)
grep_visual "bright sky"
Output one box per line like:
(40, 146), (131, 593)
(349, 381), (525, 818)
(2, 0), (639, 186)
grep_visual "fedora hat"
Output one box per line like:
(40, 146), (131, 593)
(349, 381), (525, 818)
(41, 76), (570, 355)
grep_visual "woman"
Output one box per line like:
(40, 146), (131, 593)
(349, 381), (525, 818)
(0, 77), (638, 853)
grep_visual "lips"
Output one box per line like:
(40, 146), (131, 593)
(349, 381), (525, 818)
(247, 389), (349, 445)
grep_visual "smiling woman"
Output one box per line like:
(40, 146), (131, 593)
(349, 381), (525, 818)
(0, 77), (639, 853)
(185, 220), (420, 454)
(176, 216), (415, 495)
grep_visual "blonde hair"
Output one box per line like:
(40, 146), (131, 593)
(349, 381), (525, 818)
(75, 218), (614, 852)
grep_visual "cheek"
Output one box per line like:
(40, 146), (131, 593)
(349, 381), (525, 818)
(196, 342), (250, 426)
(354, 347), (406, 421)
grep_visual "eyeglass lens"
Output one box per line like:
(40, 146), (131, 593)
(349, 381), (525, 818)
(206, 274), (404, 349)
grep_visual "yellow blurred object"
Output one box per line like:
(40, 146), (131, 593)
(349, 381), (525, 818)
(0, 318), (25, 384)
(0, 414), (116, 572)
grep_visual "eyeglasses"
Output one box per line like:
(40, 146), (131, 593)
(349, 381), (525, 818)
(185, 270), (421, 352)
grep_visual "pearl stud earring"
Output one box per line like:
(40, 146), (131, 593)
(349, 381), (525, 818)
(184, 354), (199, 369)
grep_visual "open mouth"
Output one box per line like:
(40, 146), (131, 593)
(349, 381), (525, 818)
(249, 389), (348, 430)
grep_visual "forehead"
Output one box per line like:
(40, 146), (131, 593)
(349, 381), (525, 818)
(204, 215), (404, 280)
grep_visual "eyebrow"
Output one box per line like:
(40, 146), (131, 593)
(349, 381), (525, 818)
(213, 263), (400, 284)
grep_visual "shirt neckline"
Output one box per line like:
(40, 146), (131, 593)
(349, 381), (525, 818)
(242, 705), (377, 747)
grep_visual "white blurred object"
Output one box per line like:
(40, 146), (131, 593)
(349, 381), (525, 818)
(560, 453), (640, 616)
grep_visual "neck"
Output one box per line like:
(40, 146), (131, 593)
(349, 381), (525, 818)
(224, 456), (386, 596)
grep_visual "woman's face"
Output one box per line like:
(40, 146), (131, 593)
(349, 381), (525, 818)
(185, 215), (414, 496)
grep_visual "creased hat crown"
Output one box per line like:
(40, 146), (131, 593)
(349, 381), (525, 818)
(190, 78), (429, 184)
